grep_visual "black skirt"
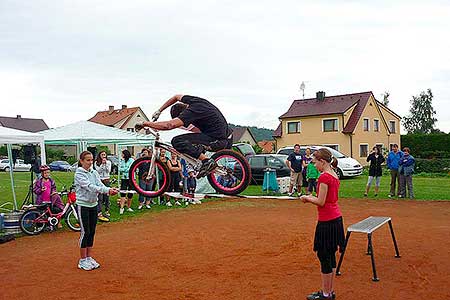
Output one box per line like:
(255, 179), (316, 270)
(313, 216), (345, 253)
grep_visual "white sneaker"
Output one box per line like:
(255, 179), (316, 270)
(145, 204), (151, 209)
(86, 257), (100, 269)
(138, 205), (143, 210)
(192, 199), (202, 205)
(78, 258), (94, 271)
(175, 201), (181, 206)
(127, 207), (134, 212)
(288, 192), (293, 197)
(119, 208), (124, 215)
(166, 202), (172, 207)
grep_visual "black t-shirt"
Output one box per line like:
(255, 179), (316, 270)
(287, 152), (303, 173)
(178, 95), (230, 139)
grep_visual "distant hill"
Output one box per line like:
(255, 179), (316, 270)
(229, 124), (274, 142)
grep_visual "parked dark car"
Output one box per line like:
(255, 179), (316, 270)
(235, 154), (290, 184)
(49, 160), (72, 172)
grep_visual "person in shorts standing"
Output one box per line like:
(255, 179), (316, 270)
(364, 146), (385, 197)
(286, 144), (306, 197)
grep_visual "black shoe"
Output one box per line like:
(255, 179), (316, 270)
(306, 290), (332, 300)
(197, 159), (217, 178)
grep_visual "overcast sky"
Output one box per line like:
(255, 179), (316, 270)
(1, 0), (449, 133)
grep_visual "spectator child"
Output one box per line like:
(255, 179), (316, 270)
(306, 159), (320, 195)
(119, 149), (135, 214)
(94, 151), (111, 221)
(74, 151), (118, 271)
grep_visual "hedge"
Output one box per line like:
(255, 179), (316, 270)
(401, 133), (450, 158)
(415, 158), (450, 174)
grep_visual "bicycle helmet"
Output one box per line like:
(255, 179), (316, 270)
(39, 165), (50, 172)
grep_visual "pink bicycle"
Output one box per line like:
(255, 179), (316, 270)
(20, 187), (81, 235)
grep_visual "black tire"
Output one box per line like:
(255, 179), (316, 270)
(66, 208), (81, 232)
(207, 149), (251, 195)
(336, 168), (344, 179)
(128, 157), (171, 198)
(20, 209), (46, 235)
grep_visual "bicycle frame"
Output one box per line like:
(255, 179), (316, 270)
(31, 195), (77, 225)
(143, 127), (227, 181)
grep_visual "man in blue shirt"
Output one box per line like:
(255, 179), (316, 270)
(387, 144), (403, 198)
(286, 144), (306, 196)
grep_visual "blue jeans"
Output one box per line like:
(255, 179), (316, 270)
(138, 179), (155, 203)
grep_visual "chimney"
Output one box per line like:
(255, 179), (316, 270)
(316, 91), (326, 101)
(108, 105), (114, 113)
(16, 115), (21, 119)
(122, 105), (127, 109)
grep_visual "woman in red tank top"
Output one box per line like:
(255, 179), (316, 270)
(300, 148), (345, 300)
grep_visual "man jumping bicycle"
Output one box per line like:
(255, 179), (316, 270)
(135, 94), (233, 178)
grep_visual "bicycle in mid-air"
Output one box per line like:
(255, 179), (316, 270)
(128, 126), (251, 197)
(19, 186), (81, 235)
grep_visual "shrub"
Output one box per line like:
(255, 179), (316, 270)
(401, 133), (450, 158)
(415, 158), (450, 174)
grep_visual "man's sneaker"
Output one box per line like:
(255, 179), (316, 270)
(288, 192), (294, 197)
(119, 208), (124, 215)
(98, 215), (110, 222)
(127, 207), (134, 212)
(166, 202), (173, 207)
(175, 201), (181, 206)
(306, 290), (332, 300)
(138, 204), (143, 210)
(145, 204), (151, 209)
(86, 257), (100, 269)
(364, 193), (368, 197)
(78, 258), (94, 271)
(388, 194), (393, 198)
(104, 211), (111, 218)
(197, 158), (217, 178)
(192, 199), (202, 205)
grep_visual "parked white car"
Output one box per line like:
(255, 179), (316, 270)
(0, 159), (32, 172)
(276, 146), (362, 178)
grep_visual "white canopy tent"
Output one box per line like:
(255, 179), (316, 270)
(39, 121), (156, 155)
(0, 127), (46, 210)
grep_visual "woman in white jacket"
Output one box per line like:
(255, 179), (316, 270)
(75, 151), (118, 271)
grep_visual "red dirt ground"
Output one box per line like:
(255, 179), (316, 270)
(1, 198), (450, 299)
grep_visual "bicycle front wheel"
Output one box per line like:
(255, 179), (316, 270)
(20, 209), (46, 235)
(129, 157), (171, 198)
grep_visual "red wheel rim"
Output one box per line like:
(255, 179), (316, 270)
(210, 154), (247, 193)
(130, 160), (168, 197)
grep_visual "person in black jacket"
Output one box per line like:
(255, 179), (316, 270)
(364, 146), (385, 197)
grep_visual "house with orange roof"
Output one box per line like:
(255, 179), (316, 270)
(273, 91), (401, 165)
(89, 105), (150, 155)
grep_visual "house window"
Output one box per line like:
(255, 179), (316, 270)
(363, 118), (369, 131)
(360, 144), (369, 157)
(374, 119), (380, 132)
(287, 121), (301, 134)
(323, 119), (338, 132)
(389, 121), (396, 133)
(127, 128), (134, 132)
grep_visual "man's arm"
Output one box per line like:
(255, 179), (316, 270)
(158, 94), (184, 113)
(141, 118), (184, 131)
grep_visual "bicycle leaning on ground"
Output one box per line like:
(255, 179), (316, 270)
(128, 126), (251, 198)
(19, 186), (81, 235)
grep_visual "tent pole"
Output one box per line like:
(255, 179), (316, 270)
(7, 144), (18, 211)
(40, 141), (47, 165)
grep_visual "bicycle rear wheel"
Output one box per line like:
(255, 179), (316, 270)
(129, 157), (171, 198)
(20, 209), (46, 235)
(207, 149), (251, 195)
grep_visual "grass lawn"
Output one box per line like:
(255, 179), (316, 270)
(1, 171), (449, 227)
(242, 174), (450, 200)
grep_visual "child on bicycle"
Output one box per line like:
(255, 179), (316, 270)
(74, 151), (119, 271)
(33, 165), (65, 218)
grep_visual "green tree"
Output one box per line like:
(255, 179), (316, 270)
(382, 91), (390, 106)
(402, 89), (437, 134)
(252, 143), (263, 154)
